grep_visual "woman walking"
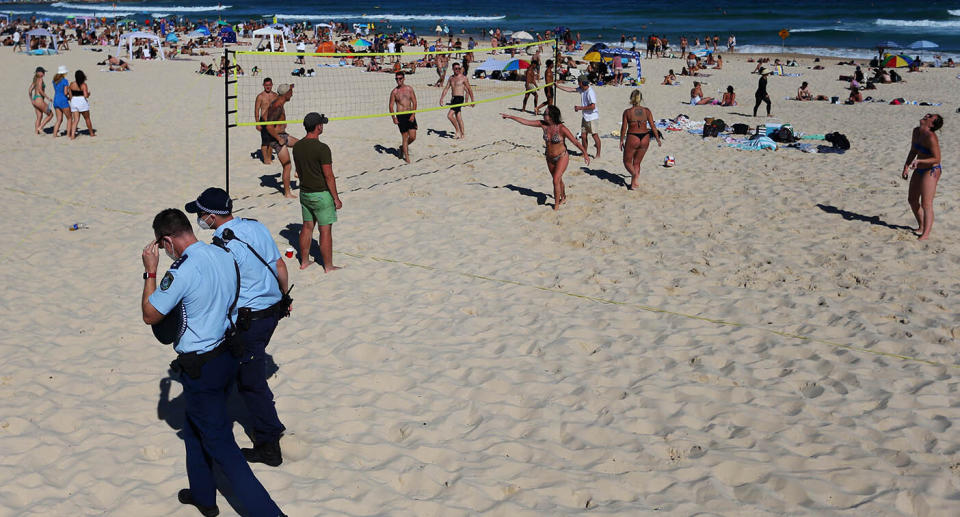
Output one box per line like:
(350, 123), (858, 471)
(51, 66), (71, 137)
(902, 114), (944, 240)
(619, 90), (661, 190)
(68, 70), (95, 139)
(28, 66), (54, 135)
(753, 68), (771, 117)
(501, 105), (590, 210)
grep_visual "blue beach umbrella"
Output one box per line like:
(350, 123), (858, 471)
(875, 40), (900, 49)
(908, 40), (938, 50)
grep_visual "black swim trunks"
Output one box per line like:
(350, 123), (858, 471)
(396, 113), (418, 133)
(450, 95), (464, 113)
(261, 125), (276, 147)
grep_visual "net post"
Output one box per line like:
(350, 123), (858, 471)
(224, 49), (231, 196)
(552, 40), (559, 107)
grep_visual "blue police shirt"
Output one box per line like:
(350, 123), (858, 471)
(214, 218), (282, 310)
(148, 241), (238, 354)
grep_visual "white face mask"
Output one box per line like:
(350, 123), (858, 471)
(197, 214), (213, 231)
(161, 239), (178, 261)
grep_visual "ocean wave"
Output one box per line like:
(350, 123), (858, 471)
(788, 26), (860, 33)
(272, 13), (504, 22)
(735, 44), (879, 58)
(875, 18), (960, 29)
(50, 2), (228, 13)
(949, 9), (960, 16)
(35, 10), (136, 18)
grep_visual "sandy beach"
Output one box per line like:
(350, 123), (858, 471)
(1, 40), (959, 516)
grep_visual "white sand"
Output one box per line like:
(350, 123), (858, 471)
(1, 44), (959, 516)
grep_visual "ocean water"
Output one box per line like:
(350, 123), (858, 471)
(7, 1), (960, 56)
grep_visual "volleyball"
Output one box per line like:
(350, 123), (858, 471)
(663, 155), (676, 167)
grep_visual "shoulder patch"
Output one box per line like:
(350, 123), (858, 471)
(170, 253), (188, 269)
(159, 271), (175, 291)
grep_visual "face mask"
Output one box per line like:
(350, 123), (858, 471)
(197, 215), (213, 231)
(161, 239), (178, 261)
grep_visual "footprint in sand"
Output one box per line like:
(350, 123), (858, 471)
(799, 381), (824, 399)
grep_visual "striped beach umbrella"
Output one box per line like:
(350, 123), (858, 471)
(881, 54), (913, 68)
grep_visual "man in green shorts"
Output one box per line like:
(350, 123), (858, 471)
(292, 112), (342, 272)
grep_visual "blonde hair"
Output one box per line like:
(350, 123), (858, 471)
(629, 89), (642, 106)
(53, 73), (66, 84)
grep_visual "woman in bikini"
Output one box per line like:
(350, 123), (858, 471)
(501, 105), (590, 210)
(902, 113), (943, 239)
(619, 90), (662, 190)
(28, 67), (54, 135)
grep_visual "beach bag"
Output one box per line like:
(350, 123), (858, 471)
(890, 98), (905, 105)
(825, 132), (850, 150)
(732, 123), (749, 135)
(702, 118), (725, 138)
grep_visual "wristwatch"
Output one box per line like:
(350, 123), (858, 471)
(143, 272), (157, 279)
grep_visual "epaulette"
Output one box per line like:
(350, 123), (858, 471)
(170, 254), (188, 269)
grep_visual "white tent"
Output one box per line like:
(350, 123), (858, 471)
(118, 31), (165, 60)
(252, 27), (287, 52)
(25, 28), (58, 53)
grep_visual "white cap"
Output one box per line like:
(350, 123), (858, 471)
(57, 65), (68, 75)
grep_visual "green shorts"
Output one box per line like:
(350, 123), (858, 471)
(300, 191), (338, 225)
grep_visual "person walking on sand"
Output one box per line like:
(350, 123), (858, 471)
(902, 114), (944, 240)
(753, 67), (772, 117)
(521, 60), (540, 114)
(389, 71), (418, 163)
(264, 83), (299, 198)
(255, 77), (278, 164)
(67, 70), (94, 139)
(51, 65), (71, 137)
(557, 75), (601, 158)
(183, 187), (291, 469)
(439, 61), (475, 139)
(293, 113), (343, 271)
(29, 66), (53, 135)
(501, 106), (590, 210)
(619, 90), (661, 190)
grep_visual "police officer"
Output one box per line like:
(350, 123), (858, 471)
(141, 208), (285, 516)
(185, 188), (289, 467)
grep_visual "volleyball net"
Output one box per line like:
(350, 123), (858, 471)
(225, 38), (558, 127)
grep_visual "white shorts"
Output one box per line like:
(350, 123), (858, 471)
(70, 96), (89, 113)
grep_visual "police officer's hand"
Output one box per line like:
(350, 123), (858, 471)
(142, 240), (160, 273)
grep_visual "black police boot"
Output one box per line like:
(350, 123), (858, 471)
(178, 489), (219, 517)
(241, 440), (282, 467)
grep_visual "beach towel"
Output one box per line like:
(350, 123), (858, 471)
(728, 136), (776, 151)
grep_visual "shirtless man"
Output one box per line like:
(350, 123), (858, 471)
(389, 71), (418, 163)
(439, 62), (475, 139)
(434, 52), (449, 87)
(254, 77), (278, 164)
(264, 83), (300, 197)
(521, 61), (540, 114)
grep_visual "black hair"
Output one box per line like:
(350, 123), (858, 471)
(726, 85), (734, 93)
(153, 208), (193, 240)
(263, 77), (272, 84)
(544, 105), (562, 125)
(932, 114), (943, 132)
(75, 70), (86, 85)
(395, 70), (406, 77)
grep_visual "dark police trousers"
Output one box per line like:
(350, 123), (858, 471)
(180, 349), (283, 516)
(237, 314), (285, 444)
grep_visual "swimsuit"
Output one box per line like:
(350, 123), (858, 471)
(396, 113), (417, 133)
(912, 143), (942, 177)
(625, 108), (654, 141)
(450, 95), (464, 113)
(269, 131), (289, 153)
(542, 125), (567, 163)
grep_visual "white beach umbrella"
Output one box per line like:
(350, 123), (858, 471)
(512, 30), (534, 41)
